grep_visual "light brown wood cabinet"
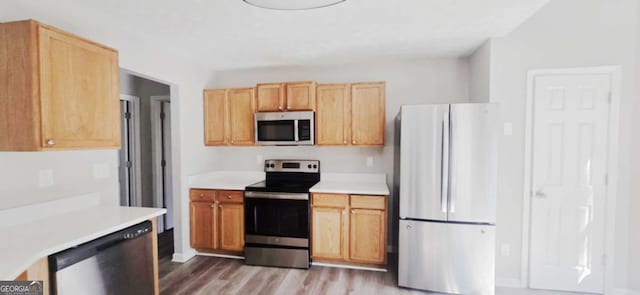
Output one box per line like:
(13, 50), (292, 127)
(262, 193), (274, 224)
(256, 81), (316, 112)
(0, 20), (120, 151)
(311, 193), (387, 266)
(190, 189), (244, 254)
(315, 82), (385, 146)
(203, 88), (256, 146)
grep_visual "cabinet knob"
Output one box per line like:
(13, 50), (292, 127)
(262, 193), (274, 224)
(351, 209), (355, 214)
(210, 204), (215, 208)
(46, 139), (55, 146)
(227, 195), (232, 199)
(219, 204), (223, 208)
(343, 140), (347, 144)
(287, 105), (291, 110)
(343, 210), (346, 215)
(200, 193), (204, 197)
(279, 106), (283, 110)
(352, 140), (356, 144)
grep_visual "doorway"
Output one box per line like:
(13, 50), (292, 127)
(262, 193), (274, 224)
(119, 71), (173, 237)
(523, 67), (620, 294)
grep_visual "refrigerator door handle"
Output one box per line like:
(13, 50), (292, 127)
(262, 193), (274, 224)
(449, 110), (455, 213)
(440, 111), (450, 213)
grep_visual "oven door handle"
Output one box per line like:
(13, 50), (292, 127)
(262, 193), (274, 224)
(244, 191), (309, 200)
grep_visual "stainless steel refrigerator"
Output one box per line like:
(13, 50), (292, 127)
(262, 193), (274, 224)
(397, 103), (498, 295)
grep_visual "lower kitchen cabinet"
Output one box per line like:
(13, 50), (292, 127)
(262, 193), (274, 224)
(311, 193), (387, 266)
(190, 189), (244, 254)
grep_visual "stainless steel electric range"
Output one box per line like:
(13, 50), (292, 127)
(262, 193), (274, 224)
(244, 159), (320, 269)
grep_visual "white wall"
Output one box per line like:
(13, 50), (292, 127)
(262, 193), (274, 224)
(0, 3), (214, 259)
(486, 0), (639, 291)
(468, 40), (492, 102)
(209, 58), (470, 248)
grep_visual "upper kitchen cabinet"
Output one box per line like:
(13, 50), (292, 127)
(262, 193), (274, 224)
(203, 89), (227, 145)
(351, 82), (385, 146)
(316, 82), (385, 146)
(227, 88), (256, 145)
(256, 81), (316, 112)
(203, 87), (256, 146)
(0, 20), (120, 151)
(256, 83), (285, 112)
(286, 81), (316, 111)
(316, 84), (351, 145)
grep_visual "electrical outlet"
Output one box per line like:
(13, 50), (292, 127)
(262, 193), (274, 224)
(38, 169), (54, 187)
(503, 122), (513, 136)
(93, 163), (109, 179)
(501, 244), (511, 257)
(366, 156), (374, 167)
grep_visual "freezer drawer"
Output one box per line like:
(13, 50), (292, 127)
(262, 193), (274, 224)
(398, 220), (495, 295)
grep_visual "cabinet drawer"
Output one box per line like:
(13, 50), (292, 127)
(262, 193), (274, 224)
(190, 189), (217, 202)
(312, 193), (349, 207)
(351, 195), (386, 210)
(217, 190), (244, 203)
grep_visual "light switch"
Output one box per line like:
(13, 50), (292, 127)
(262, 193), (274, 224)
(38, 169), (54, 187)
(93, 163), (110, 179)
(503, 122), (513, 136)
(366, 156), (374, 167)
(501, 244), (511, 257)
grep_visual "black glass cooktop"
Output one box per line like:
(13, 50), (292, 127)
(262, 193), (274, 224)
(245, 179), (319, 193)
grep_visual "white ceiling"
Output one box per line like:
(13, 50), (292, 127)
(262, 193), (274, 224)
(1, 0), (549, 70)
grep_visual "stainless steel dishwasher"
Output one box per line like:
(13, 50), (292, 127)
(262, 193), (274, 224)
(48, 221), (154, 295)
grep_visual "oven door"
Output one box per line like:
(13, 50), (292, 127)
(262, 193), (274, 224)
(244, 192), (310, 247)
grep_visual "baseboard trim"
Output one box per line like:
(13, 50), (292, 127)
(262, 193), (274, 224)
(312, 262), (387, 272)
(495, 277), (523, 288)
(172, 249), (197, 263)
(610, 289), (640, 295)
(196, 252), (244, 260)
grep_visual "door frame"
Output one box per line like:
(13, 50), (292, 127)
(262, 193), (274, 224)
(151, 95), (171, 231)
(120, 94), (143, 207)
(521, 66), (621, 293)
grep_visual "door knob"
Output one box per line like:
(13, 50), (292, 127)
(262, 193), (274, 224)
(534, 190), (547, 199)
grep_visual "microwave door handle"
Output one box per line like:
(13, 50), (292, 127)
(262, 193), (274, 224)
(294, 120), (299, 142)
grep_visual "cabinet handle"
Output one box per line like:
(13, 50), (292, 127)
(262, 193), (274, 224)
(46, 139), (55, 146)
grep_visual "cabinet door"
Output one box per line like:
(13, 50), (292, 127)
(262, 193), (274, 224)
(316, 84), (350, 145)
(38, 25), (120, 149)
(286, 81), (316, 111)
(350, 209), (386, 264)
(190, 201), (215, 249)
(351, 82), (385, 146)
(256, 83), (285, 112)
(312, 206), (348, 260)
(227, 88), (256, 145)
(218, 203), (244, 252)
(203, 89), (228, 145)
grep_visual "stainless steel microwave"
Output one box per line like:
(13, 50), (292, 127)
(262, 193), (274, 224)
(255, 111), (314, 146)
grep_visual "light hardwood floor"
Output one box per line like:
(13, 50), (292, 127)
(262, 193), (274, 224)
(159, 255), (591, 295)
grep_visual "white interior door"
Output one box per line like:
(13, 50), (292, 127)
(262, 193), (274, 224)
(529, 74), (610, 293)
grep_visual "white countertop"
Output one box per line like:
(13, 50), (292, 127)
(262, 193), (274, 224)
(0, 206), (165, 280)
(189, 171), (265, 190)
(310, 173), (390, 196)
(189, 171), (389, 196)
